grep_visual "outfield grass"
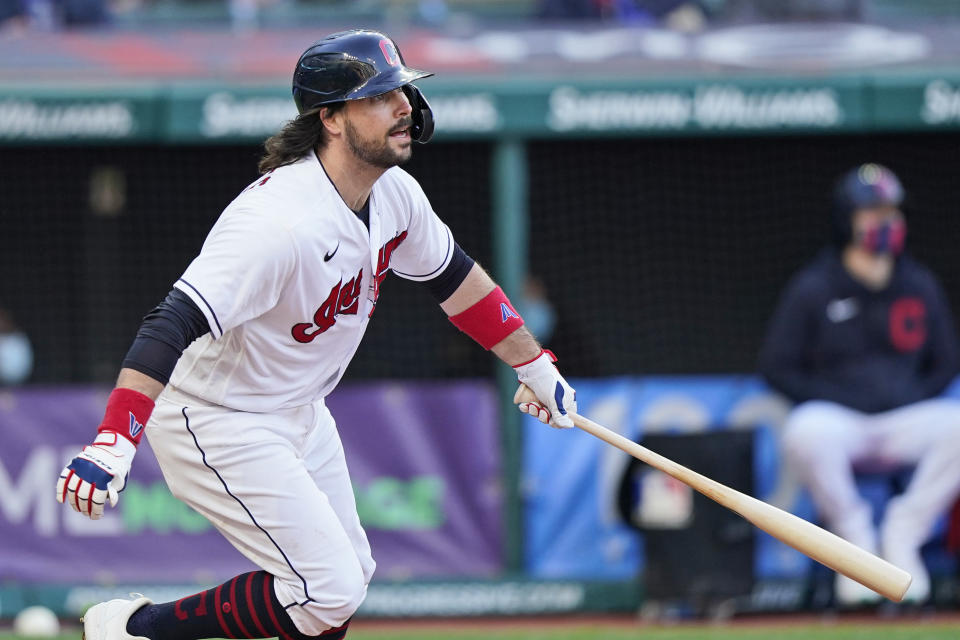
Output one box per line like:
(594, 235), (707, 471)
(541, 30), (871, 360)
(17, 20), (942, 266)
(5, 624), (960, 640)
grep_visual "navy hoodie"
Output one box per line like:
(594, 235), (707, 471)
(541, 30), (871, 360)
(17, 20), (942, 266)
(759, 249), (959, 413)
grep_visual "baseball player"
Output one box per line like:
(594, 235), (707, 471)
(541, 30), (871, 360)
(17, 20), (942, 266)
(759, 163), (960, 606)
(56, 29), (576, 640)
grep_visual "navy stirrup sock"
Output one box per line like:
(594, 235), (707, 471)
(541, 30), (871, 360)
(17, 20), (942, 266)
(125, 571), (349, 640)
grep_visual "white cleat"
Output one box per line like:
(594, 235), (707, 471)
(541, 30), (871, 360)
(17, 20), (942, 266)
(883, 547), (930, 604)
(834, 574), (882, 608)
(81, 595), (152, 640)
(881, 499), (931, 605)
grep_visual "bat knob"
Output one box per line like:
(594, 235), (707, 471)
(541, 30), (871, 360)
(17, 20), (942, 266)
(513, 383), (539, 405)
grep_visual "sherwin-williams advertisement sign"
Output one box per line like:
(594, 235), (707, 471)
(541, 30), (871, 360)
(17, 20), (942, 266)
(0, 87), (163, 142)
(7, 72), (960, 143)
(0, 382), (502, 583)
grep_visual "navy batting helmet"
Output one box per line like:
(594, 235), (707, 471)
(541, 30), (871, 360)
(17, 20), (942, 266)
(832, 163), (905, 246)
(292, 29), (435, 143)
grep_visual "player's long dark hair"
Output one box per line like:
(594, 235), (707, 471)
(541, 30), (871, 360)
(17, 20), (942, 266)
(258, 103), (344, 174)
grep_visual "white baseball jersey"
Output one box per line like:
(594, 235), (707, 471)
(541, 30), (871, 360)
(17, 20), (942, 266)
(169, 152), (454, 412)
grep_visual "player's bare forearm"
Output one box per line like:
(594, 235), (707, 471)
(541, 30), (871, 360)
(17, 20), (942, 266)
(440, 263), (541, 366)
(439, 263), (495, 315)
(490, 325), (542, 366)
(116, 367), (165, 402)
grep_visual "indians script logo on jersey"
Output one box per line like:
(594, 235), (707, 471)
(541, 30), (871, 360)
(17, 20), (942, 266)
(291, 231), (408, 343)
(129, 412), (144, 439)
(291, 268), (364, 343)
(369, 230), (408, 317)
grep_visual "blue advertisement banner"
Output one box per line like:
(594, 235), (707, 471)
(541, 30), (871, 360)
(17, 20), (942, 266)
(0, 381), (502, 584)
(523, 376), (960, 581)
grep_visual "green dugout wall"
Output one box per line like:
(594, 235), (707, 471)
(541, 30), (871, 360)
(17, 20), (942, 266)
(5, 72), (960, 142)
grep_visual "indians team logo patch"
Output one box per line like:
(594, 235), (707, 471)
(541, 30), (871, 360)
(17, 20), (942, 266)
(379, 39), (400, 66)
(129, 412), (144, 439)
(501, 303), (519, 323)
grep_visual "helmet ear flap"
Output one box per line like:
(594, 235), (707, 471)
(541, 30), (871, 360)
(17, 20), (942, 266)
(403, 84), (434, 144)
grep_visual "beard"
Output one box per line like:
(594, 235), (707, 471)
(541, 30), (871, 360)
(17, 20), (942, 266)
(343, 118), (412, 169)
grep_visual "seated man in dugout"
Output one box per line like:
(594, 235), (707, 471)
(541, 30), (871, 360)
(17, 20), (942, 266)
(759, 163), (960, 606)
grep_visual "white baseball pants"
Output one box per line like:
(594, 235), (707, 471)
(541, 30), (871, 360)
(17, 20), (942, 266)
(782, 397), (960, 591)
(146, 385), (376, 635)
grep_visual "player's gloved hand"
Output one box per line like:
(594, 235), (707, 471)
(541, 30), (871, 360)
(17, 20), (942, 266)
(513, 349), (577, 428)
(55, 387), (154, 520)
(57, 432), (136, 519)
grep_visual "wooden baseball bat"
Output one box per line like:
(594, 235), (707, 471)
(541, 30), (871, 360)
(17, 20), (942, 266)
(515, 384), (912, 602)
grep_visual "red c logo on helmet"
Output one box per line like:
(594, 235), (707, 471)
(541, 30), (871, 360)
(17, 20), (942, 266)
(379, 39), (400, 66)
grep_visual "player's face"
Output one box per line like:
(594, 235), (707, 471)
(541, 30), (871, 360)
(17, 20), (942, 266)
(851, 204), (906, 254)
(342, 88), (414, 169)
(852, 204), (902, 236)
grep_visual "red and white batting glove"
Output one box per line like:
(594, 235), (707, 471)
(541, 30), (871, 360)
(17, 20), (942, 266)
(57, 432), (136, 519)
(56, 388), (153, 520)
(514, 350), (577, 429)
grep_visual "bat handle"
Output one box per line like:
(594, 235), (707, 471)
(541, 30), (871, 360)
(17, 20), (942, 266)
(515, 382), (587, 430)
(513, 383), (539, 406)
